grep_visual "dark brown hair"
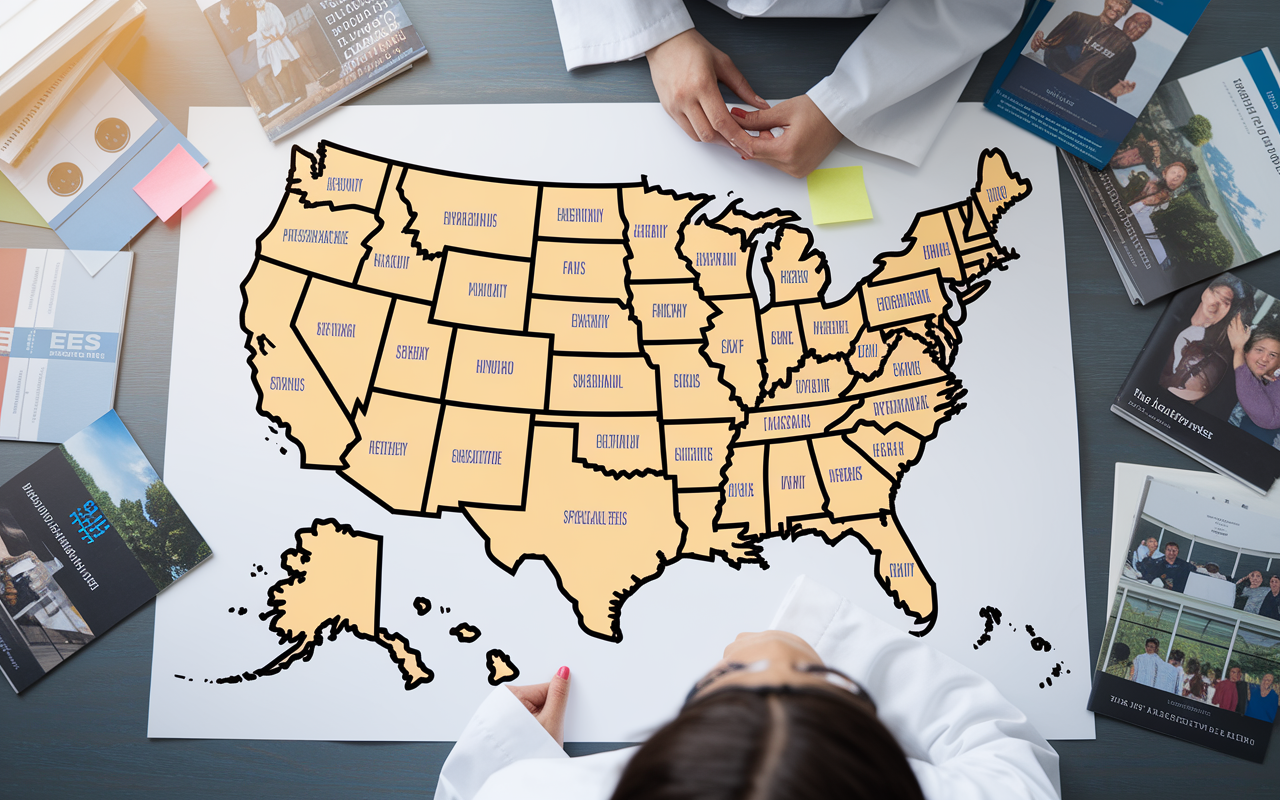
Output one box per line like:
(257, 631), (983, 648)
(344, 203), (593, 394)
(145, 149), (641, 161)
(610, 687), (924, 800)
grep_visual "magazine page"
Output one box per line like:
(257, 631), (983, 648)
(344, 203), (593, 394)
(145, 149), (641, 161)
(1066, 49), (1280, 304)
(197, 0), (426, 142)
(0, 411), (210, 692)
(1090, 477), (1280, 761)
(986, 0), (1209, 169)
(1113, 274), (1280, 493)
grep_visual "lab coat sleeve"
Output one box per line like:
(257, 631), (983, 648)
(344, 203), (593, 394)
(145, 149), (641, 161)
(807, 0), (1023, 165)
(550, 0), (695, 70)
(770, 577), (1062, 800)
(435, 687), (570, 800)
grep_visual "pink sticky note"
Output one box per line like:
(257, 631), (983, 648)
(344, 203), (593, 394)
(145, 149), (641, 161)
(133, 144), (212, 222)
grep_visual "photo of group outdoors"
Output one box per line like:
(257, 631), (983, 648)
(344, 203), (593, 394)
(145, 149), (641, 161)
(1021, 0), (1185, 117)
(1154, 275), (1280, 450)
(1097, 479), (1280, 727)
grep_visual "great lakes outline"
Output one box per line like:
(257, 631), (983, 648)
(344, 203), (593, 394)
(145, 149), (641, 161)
(239, 142), (1031, 662)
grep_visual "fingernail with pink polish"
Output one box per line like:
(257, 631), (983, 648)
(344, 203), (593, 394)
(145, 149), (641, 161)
(557, 666), (570, 680)
(731, 107), (747, 119)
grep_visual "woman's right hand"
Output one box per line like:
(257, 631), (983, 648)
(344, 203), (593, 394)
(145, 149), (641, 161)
(507, 666), (571, 746)
(1228, 313), (1251, 354)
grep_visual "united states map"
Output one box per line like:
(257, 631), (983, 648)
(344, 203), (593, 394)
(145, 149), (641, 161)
(240, 141), (1031, 646)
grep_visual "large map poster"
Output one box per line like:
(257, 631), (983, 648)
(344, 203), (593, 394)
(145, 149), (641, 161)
(148, 103), (1094, 741)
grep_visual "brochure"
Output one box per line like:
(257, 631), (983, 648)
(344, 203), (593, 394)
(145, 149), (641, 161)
(1091, 476), (1280, 761)
(196, 0), (428, 143)
(985, 0), (1211, 169)
(0, 248), (133, 444)
(1063, 49), (1280, 305)
(0, 410), (211, 693)
(1113, 274), (1280, 494)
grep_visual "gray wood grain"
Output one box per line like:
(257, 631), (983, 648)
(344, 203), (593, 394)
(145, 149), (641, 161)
(2, 0), (1279, 794)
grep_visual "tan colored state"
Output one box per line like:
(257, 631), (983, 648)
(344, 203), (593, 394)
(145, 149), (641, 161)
(359, 167), (441, 302)
(857, 378), (958, 439)
(798, 295), (863, 359)
(762, 355), (854, 408)
(861, 273), (946, 331)
(548, 355), (658, 414)
(264, 520), (380, 666)
(760, 305), (804, 391)
(767, 439), (824, 534)
(445, 327), (550, 411)
(425, 406), (531, 513)
(645, 343), (743, 423)
(374, 301), (455, 398)
(488, 651), (518, 683)
(676, 490), (756, 564)
(243, 262), (355, 467)
(294, 278), (391, 413)
(735, 399), (861, 445)
(764, 226), (826, 304)
(341, 393), (441, 512)
(847, 328), (891, 378)
(432, 251), (531, 332)
(628, 281), (714, 342)
(972, 150), (1031, 229)
(259, 191), (378, 284)
(400, 170), (538, 258)
(376, 630), (434, 688)
(711, 205), (798, 243)
(527, 298), (640, 353)
(467, 425), (685, 640)
(554, 415), (663, 474)
(539, 186), (626, 240)
(532, 241), (628, 300)
(663, 421), (735, 489)
(871, 210), (962, 284)
(292, 145), (389, 209)
(800, 514), (933, 622)
(848, 334), (946, 397)
(844, 424), (923, 482)
(681, 217), (751, 297)
(703, 297), (764, 407)
(621, 184), (706, 280)
(717, 443), (766, 536)
(810, 434), (895, 519)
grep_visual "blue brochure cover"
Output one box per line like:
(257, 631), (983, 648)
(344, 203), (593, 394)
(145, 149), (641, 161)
(985, 0), (1211, 168)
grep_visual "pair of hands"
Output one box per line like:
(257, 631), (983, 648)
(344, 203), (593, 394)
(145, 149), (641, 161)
(645, 30), (844, 178)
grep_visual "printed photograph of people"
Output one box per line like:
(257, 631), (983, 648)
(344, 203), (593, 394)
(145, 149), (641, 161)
(1021, 0), (1185, 117)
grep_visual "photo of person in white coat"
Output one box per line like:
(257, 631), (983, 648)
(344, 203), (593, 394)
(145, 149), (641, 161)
(435, 577), (1061, 800)
(549, 0), (1024, 176)
(249, 0), (307, 109)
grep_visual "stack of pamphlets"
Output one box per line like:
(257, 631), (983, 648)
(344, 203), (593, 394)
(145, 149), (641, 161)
(1113, 273), (1280, 494)
(196, 0), (428, 142)
(1091, 473), (1280, 761)
(986, 0), (1210, 169)
(0, 410), (211, 693)
(1062, 49), (1280, 304)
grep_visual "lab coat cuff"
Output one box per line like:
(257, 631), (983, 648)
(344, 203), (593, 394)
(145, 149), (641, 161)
(558, 6), (695, 70)
(438, 688), (568, 799)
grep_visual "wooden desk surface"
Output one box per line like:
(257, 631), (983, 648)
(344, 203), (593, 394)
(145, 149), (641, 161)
(2, 0), (1278, 794)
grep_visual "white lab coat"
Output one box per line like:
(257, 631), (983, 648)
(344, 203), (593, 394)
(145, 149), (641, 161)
(550, 0), (1023, 166)
(435, 576), (1062, 800)
(252, 2), (301, 77)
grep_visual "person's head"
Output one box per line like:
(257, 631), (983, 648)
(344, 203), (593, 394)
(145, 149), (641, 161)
(1145, 638), (1159, 654)
(1124, 12), (1152, 41)
(1264, 674), (1275, 693)
(1229, 666), (1243, 681)
(1191, 279), (1239, 327)
(1205, 563), (1220, 574)
(1271, 575), (1280, 595)
(1169, 649), (1184, 666)
(1164, 542), (1179, 561)
(1101, 0), (1132, 23)
(1144, 536), (1159, 552)
(612, 631), (924, 800)
(1185, 657), (1200, 676)
(1242, 327), (1280, 380)
(1247, 569), (1265, 588)
(1205, 666), (1217, 683)
(1162, 162), (1188, 191)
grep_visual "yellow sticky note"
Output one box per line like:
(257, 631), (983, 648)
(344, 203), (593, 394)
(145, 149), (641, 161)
(0, 171), (49, 228)
(807, 166), (872, 225)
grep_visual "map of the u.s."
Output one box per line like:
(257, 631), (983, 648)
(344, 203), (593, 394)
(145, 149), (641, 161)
(240, 141), (1031, 645)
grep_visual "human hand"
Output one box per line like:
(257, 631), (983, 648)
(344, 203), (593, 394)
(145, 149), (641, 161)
(645, 30), (767, 157)
(507, 666), (571, 746)
(1109, 80), (1137, 98)
(1228, 313), (1251, 353)
(730, 96), (844, 178)
(1031, 31), (1046, 51)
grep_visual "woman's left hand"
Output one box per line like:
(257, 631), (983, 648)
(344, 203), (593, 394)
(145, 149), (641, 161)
(1228, 313), (1251, 353)
(731, 96), (844, 178)
(508, 666), (571, 746)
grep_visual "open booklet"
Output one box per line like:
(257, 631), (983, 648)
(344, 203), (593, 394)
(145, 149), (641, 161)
(1092, 472), (1280, 761)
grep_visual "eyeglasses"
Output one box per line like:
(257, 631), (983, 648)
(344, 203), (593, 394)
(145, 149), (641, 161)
(684, 659), (876, 708)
